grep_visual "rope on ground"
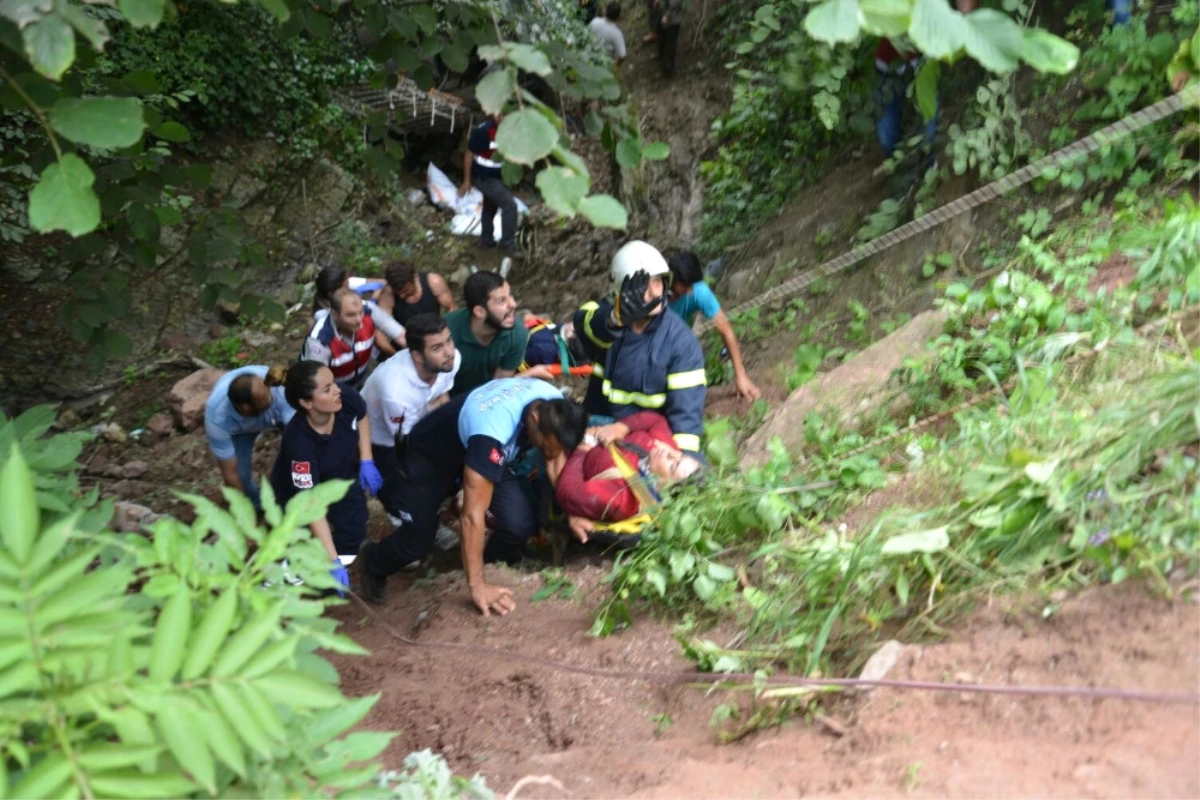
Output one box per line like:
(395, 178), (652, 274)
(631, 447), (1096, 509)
(346, 591), (1200, 706)
(695, 92), (1187, 336)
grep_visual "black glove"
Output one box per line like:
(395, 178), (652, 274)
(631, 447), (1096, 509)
(613, 271), (663, 327)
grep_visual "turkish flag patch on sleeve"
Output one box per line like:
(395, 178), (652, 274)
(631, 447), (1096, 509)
(291, 461), (313, 489)
(489, 448), (503, 465)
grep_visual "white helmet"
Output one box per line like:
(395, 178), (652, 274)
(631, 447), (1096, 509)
(610, 240), (670, 297)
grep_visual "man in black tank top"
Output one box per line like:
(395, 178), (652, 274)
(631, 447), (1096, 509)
(382, 261), (457, 327)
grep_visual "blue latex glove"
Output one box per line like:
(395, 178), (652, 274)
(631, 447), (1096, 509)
(359, 459), (383, 496)
(331, 559), (350, 597)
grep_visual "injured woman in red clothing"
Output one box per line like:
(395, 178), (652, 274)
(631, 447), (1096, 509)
(555, 410), (703, 544)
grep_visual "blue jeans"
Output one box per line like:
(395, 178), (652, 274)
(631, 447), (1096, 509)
(232, 433), (261, 509)
(1107, 0), (1130, 24)
(876, 69), (938, 159)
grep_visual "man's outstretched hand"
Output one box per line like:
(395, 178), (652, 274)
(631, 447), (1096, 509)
(471, 581), (516, 617)
(568, 515), (594, 544)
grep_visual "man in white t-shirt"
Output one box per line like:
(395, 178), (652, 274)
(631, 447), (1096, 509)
(363, 313), (461, 516)
(588, 3), (627, 64)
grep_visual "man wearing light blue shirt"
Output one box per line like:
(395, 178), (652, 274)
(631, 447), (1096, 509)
(204, 365), (295, 509)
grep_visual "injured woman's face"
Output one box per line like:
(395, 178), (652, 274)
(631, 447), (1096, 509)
(647, 440), (701, 485)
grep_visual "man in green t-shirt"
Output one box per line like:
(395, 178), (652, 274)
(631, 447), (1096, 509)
(445, 271), (529, 397)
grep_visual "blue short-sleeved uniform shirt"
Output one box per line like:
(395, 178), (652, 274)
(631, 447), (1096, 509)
(269, 386), (368, 554)
(668, 282), (722, 327)
(458, 378), (563, 483)
(205, 366), (295, 461)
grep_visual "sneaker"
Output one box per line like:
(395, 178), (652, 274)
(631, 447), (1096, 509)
(434, 524), (460, 551)
(642, 31), (658, 43)
(357, 541), (389, 604)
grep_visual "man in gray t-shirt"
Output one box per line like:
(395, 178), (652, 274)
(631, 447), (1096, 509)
(587, 3), (626, 63)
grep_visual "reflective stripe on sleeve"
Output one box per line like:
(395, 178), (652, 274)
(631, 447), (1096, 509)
(665, 369), (707, 390)
(673, 433), (701, 452)
(602, 380), (665, 408)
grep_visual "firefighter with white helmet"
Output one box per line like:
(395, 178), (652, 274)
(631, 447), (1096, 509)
(573, 240), (707, 454)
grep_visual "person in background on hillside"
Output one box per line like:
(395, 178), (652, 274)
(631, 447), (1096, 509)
(589, 3), (627, 65)
(270, 361), (383, 593)
(377, 261), (456, 327)
(668, 250), (761, 401)
(445, 271), (529, 397)
(313, 265), (407, 356)
(459, 113), (520, 254)
(642, 0), (684, 77)
(576, 240), (707, 454)
(578, 0), (599, 23)
(362, 313), (461, 519)
(557, 410), (702, 541)
(358, 378), (589, 615)
(302, 289), (383, 388)
(873, 0), (976, 173)
(204, 365), (295, 510)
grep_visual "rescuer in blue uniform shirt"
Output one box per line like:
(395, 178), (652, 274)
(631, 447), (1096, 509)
(358, 377), (588, 616)
(270, 361), (384, 592)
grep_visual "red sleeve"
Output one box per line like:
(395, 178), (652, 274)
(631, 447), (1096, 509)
(622, 411), (671, 438)
(556, 450), (640, 521)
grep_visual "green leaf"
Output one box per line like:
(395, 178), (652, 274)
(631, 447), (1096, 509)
(495, 109), (557, 166)
(209, 682), (274, 757)
(534, 166), (588, 217)
(506, 43), (552, 76)
(803, 0), (860, 43)
(148, 584), (192, 682)
(895, 570), (910, 606)
(50, 95), (145, 149)
(908, 0), (966, 60)
(0, 444), (37, 565)
(181, 588), (238, 680)
(880, 526), (950, 555)
(255, 669), (343, 708)
(195, 704), (246, 777)
(1023, 459), (1058, 484)
(755, 493), (790, 533)
(258, 0), (289, 22)
(23, 14), (74, 81)
(58, 0), (107, 49)
(692, 574), (716, 601)
(475, 67), (514, 116)
(88, 770), (196, 799)
(237, 682), (286, 741)
(306, 694), (379, 744)
(641, 141), (670, 161)
(615, 137), (641, 168)
(858, 0), (910, 36)
(152, 121), (190, 143)
(11, 753), (70, 799)
(963, 9), (1025, 73)
(707, 562), (736, 582)
(118, 0), (165, 27)
(1019, 28), (1079, 74)
(159, 701), (216, 792)
(211, 602), (283, 677)
(0, 0), (48, 28)
(77, 745), (164, 771)
(28, 153), (100, 237)
(578, 194), (628, 230)
(127, 203), (160, 243)
(645, 568), (667, 597)
(500, 161), (523, 185)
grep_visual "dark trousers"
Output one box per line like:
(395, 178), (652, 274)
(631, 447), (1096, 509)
(371, 443), (404, 518)
(658, 23), (681, 77)
(645, 0), (661, 33)
(474, 174), (518, 248)
(367, 451), (540, 577)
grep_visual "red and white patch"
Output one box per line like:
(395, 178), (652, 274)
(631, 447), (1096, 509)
(291, 460), (313, 489)
(390, 414), (406, 426)
(489, 447), (504, 465)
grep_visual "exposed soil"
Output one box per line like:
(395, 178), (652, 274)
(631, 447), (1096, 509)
(329, 566), (1199, 799)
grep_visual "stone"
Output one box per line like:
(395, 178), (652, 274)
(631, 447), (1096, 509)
(449, 266), (471, 286)
(86, 451), (110, 476)
(121, 460), (148, 479)
(856, 640), (905, 692)
(741, 311), (949, 466)
(146, 412), (175, 437)
(90, 422), (127, 444)
(168, 368), (226, 431)
(208, 323), (227, 340)
(112, 501), (156, 532)
(54, 408), (81, 431)
(216, 299), (242, 324)
(242, 330), (277, 349)
(157, 333), (195, 352)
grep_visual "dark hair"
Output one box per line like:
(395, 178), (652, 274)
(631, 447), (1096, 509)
(405, 313), (449, 354)
(384, 261), (416, 292)
(314, 265), (347, 312)
(330, 287), (361, 315)
(533, 398), (589, 452)
(284, 361), (326, 410)
(463, 271), (505, 312)
(668, 250), (703, 287)
(605, 2), (621, 20)
(227, 365), (286, 409)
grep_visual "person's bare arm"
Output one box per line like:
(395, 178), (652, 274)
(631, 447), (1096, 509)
(712, 310), (761, 401)
(460, 467), (515, 616)
(309, 516), (340, 561)
(216, 457), (243, 493)
(493, 367), (517, 380)
(428, 273), (457, 312)
(458, 147), (473, 198)
(374, 328), (398, 357)
(358, 415), (373, 463)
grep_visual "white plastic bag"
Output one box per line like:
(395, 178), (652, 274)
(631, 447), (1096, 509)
(428, 161), (529, 240)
